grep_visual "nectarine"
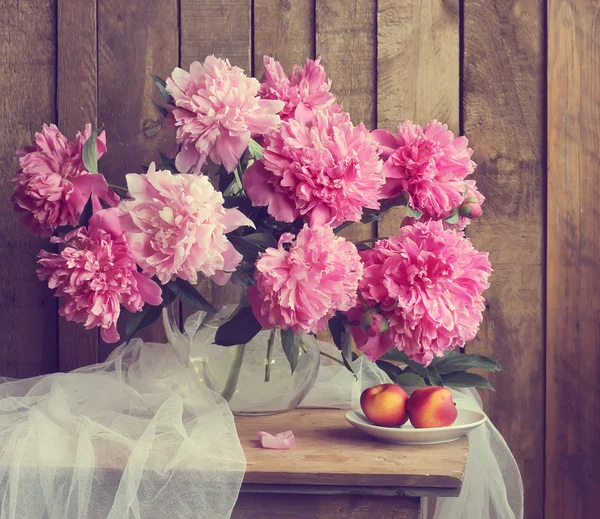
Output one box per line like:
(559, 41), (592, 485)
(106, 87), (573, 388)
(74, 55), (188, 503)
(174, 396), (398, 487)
(360, 384), (409, 427)
(406, 386), (458, 428)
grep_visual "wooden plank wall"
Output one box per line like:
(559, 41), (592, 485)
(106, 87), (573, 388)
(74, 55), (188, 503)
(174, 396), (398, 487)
(0, 1), (598, 518)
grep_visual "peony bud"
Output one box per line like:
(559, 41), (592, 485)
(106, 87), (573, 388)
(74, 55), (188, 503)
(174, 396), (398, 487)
(360, 309), (389, 335)
(459, 196), (483, 219)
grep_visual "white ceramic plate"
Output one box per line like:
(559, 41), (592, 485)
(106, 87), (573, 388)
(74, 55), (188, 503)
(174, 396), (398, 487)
(345, 408), (487, 445)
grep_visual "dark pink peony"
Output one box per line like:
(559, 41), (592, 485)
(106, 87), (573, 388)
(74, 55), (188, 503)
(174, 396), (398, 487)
(243, 110), (384, 227)
(166, 56), (284, 174)
(248, 225), (363, 334)
(37, 208), (162, 343)
(373, 120), (476, 219)
(11, 124), (118, 236)
(350, 221), (492, 365)
(259, 56), (339, 123)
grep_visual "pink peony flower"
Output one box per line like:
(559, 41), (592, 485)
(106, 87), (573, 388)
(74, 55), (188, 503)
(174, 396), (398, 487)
(11, 124), (119, 236)
(373, 120), (476, 219)
(37, 208), (162, 343)
(259, 56), (339, 123)
(350, 221), (491, 365)
(248, 225), (363, 334)
(243, 110), (384, 227)
(166, 56), (284, 174)
(402, 179), (485, 231)
(118, 163), (254, 285)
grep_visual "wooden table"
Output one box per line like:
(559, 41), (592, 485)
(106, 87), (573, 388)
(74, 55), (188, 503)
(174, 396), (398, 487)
(233, 409), (468, 518)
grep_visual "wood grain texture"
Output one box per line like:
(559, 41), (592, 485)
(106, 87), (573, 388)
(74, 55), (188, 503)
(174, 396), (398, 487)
(376, 0), (459, 238)
(233, 493), (420, 519)
(463, 2), (545, 518)
(235, 409), (468, 492)
(253, 0), (315, 78)
(97, 0), (178, 354)
(180, 0), (251, 70)
(57, 0), (99, 371)
(316, 0), (377, 244)
(547, 2), (600, 518)
(0, 0), (58, 377)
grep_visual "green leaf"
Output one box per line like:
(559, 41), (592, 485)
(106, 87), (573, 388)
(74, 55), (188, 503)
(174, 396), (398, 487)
(153, 101), (169, 118)
(375, 359), (403, 379)
(123, 304), (163, 344)
(214, 305), (262, 346)
(227, 235), (264, 262)
(243, 233), (277, 249)
(170, 278), (216, 313)
(395, 372), (427, 388)
(82, 129), (100, 174)
(382, 349), (430, 380)
(405, 205), (423, 219)
(427, 364), (444, 387)
(441, 371), (495, 390)
(432, 353), (503, 375)
(149, 72), (173, 104)
(340, 326), (354, 374)
(443, 209), (459, 225)
(78, 196), (94, 227)
(248, 138), (263, 160)
(230, 267), (254, 288)
(281, 329), (302, 374)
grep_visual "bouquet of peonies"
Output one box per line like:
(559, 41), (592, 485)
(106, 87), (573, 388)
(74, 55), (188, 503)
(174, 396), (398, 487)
(10, 55), (499, 386)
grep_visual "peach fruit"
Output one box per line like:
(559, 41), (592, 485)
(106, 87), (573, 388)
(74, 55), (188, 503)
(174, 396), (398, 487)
(406, 386), (458, 428)
(360, 384), (409, 427)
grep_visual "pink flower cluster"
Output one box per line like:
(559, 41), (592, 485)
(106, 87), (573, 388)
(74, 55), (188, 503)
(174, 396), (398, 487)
(244, 110), (384, 227)
(350, 221), (492, 365)
(374, 120), (480, 224)
(166, 56), (284, 174)
(259, 56), (338, 123)
(249, 226), (363, 334)
(11, 124), (118, 236)
(37, 209), (162, 343)
(118, 164), (254, 285)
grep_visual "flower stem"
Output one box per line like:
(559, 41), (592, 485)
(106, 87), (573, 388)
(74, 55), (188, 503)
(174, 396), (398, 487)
(264, 328), (277, 382)
(319, 350), (345, 366)
(221, 343), (246, 402)
(108, 183), (128, 193)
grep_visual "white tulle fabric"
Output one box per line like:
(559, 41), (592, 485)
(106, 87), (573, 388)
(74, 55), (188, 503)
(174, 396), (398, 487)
(302, 356), (524, 519)
(0, 339), (245, 519)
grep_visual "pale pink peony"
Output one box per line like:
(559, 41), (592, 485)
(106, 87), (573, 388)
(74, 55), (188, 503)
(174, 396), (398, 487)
(37, 208), (162, 343)
(350, 221), (491, 365)
(243, 110), (384, 227)
(373, 120), (476, 219)
(118, 164), (254, 285)
(248, 225), (363, 334)
(259, 56), (339, 123)
(11, 124), (118, 236)
(166, 56), (284, 174)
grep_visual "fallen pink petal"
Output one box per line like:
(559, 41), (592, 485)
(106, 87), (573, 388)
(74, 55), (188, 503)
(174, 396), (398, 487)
(257, 430), (296, 450)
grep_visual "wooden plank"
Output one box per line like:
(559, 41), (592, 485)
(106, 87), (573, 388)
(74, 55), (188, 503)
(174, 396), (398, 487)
(547, 1), (600, 518)
(0, 0), (58, 377)
(235, 409), (468, 491)
(253, 0), (315, 78)
(56, 0), (99, 371)
(233, 493), (420, 519)
(316, 0), (377, 242)
(463, 2), (545, 518)
(97, 0), (178, 355)
(376, 0), (459, 238)
(180, 0), (251, 70)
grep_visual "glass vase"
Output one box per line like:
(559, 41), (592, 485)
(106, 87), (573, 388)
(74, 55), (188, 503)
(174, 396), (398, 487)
(162, 283), (320, 415)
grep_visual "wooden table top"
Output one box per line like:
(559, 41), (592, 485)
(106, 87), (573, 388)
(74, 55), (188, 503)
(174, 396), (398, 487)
(235, 409), (468, 496)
